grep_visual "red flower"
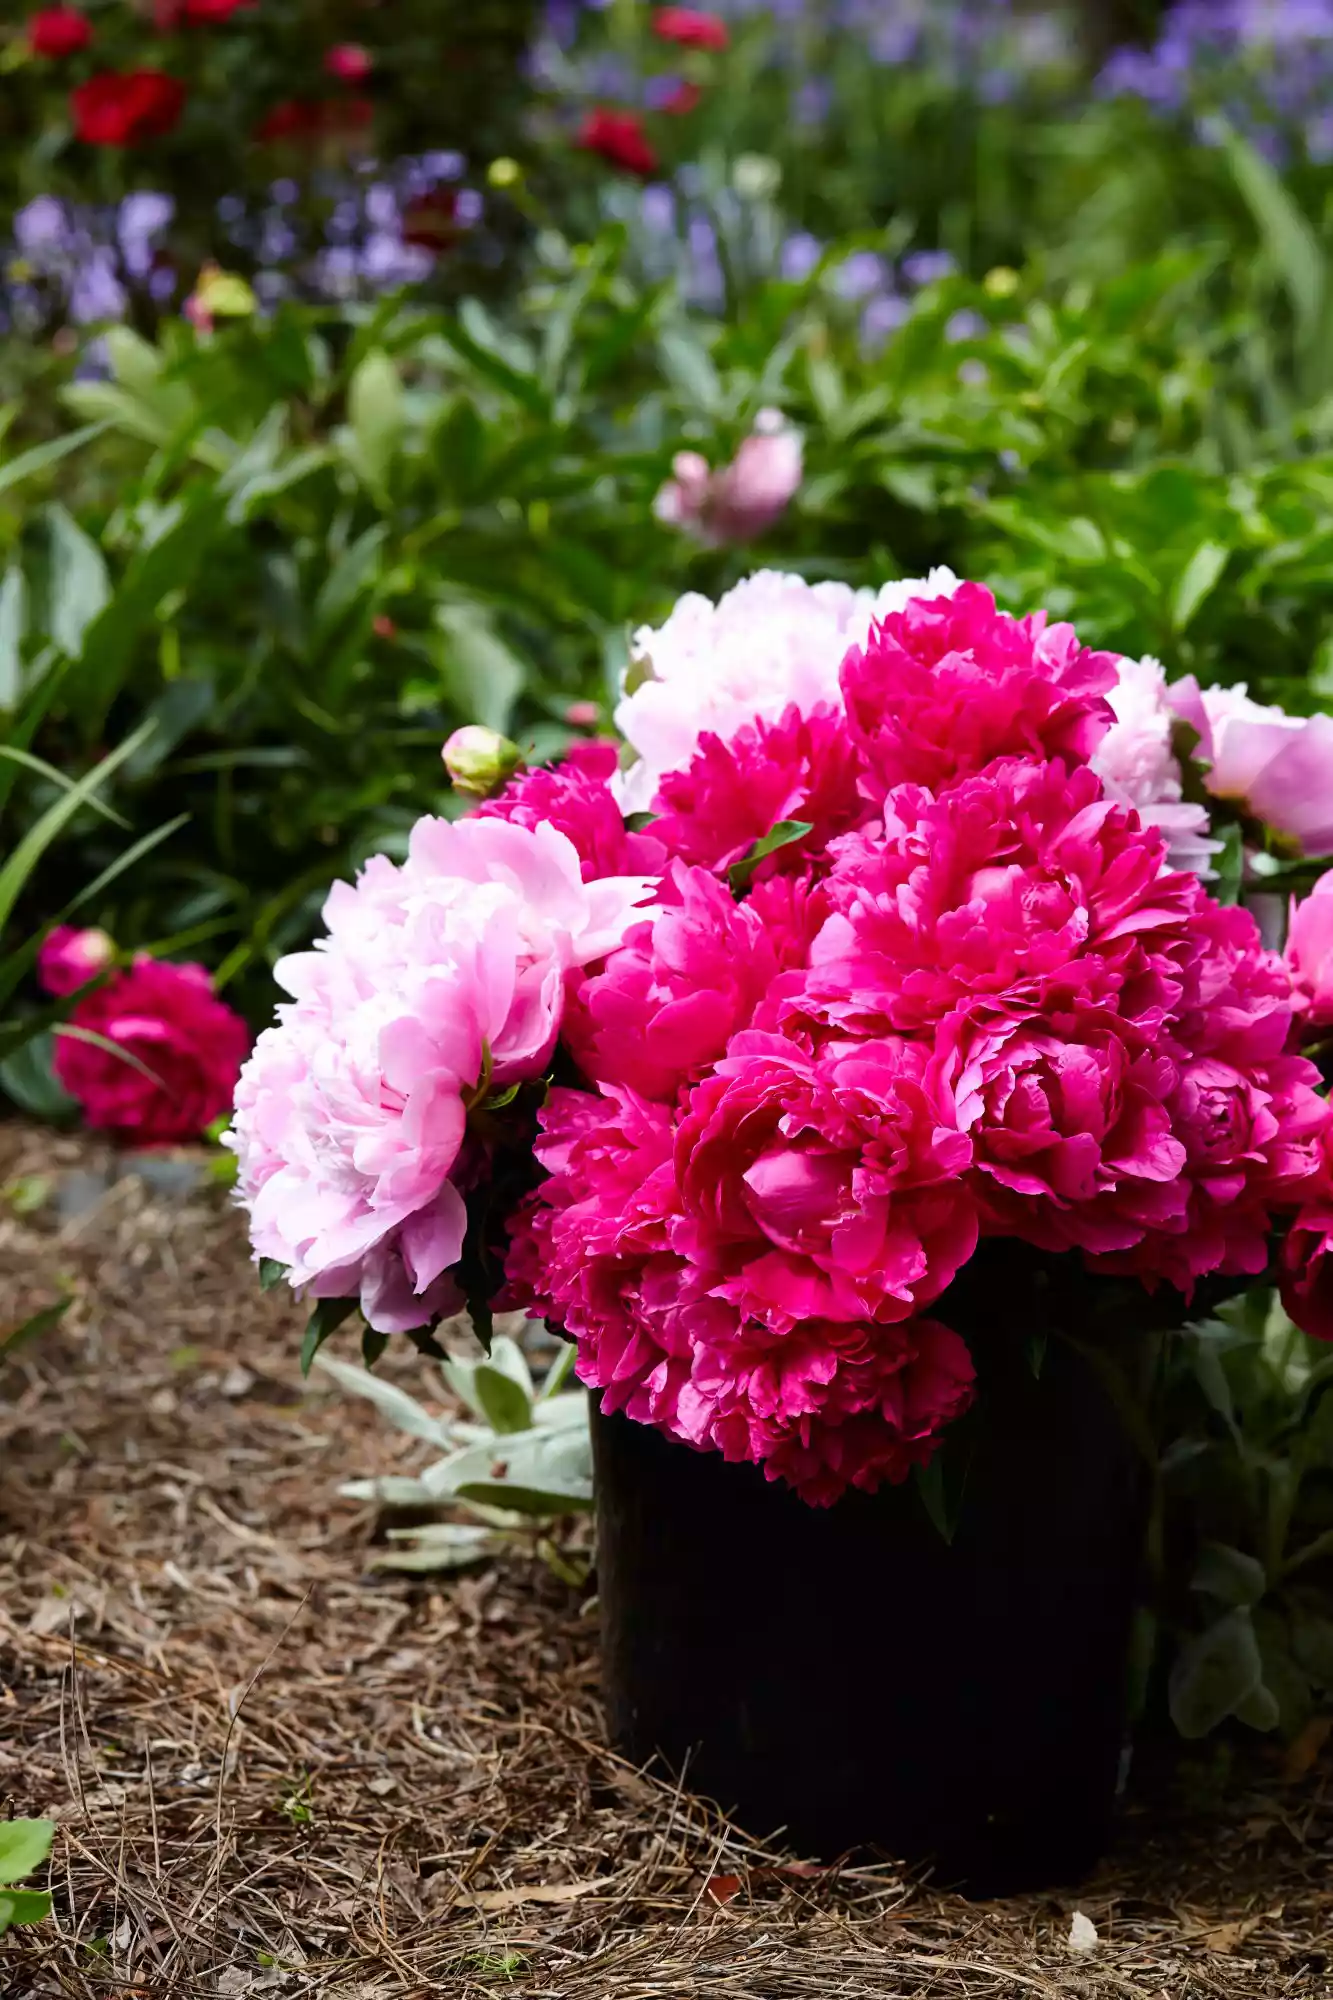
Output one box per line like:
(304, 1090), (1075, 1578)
(154, 0), (254, 23)
(400, 188), (460, 252)
(255, 96), (373, 145)
(28, 7), (92, 58)
(325, 42), (372, 83)
(72, 70), (185, 146)
(576, 108), (659, 179)
(661, 79), (702, 115)
(54, 958), (250, 1145)
(652, 7), (730, 51)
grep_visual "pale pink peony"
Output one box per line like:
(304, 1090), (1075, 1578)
(614, 565), (958, 812)
(55, 957), (250, 1144)
(1171, 676), (1333, 855)
(478, 739), (665, 881)
(840, 581), (1118, 797)
(227, 816), (657, 1331)
(1091, 655), (1219, 877)
(649, 703), (866, 876)
(37, 924), (115, 997)
(654, 414), (803, 545)
(1286, 869), (1333, 1028)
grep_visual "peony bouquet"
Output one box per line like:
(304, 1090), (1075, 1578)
(230, 572), (1333, 1505)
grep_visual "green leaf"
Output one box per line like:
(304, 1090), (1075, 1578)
(45, 504), (110, 658)
(728, 820), (813, 895)
(0, 716), (156, 937)
(624, 811), (658, 834)
(1169, 1607), (1266, 1739)
(0, 1888), (53, 1933)
(0, 421), (109, 500)
(0, 1033), (76, 1121)
(258, 1259), (288, 1293)
(538, 1341), (579, 1401)
(472, 1363), (534, 1436)
(0, 565), (26, 711)
(435, 605), (525, 735)
(300, 1297), (359, 1376)
(312, 524), (389, 648)
(1290, 1610), (1333, 1688)
(1026, 1331), (1048, 1379)
(0, 1819), (55, 1887)
(1212, 824), (1244, 908)
(0, 1297), (70, 1355)
(1170, 541), (1229, 633)
(347, 350), (406, 491)
(361, 1327), (390, 1370)
(1222, 123), (1325, 355)
(1190, 1543), (1266, 1609)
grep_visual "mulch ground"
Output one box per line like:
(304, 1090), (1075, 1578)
(2, 1119), (1332, 1999)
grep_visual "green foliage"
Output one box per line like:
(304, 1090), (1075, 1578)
(0, 1818), (54, 1936)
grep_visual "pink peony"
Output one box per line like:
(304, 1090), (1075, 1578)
(1280, 1172), (1333, 1342)
(506, 1064), (977, 1506)
(614, 566), (958, 812)
(227, 816), (657, 1331)
(650, 703), (866, 876)
(564, 862), (790, 1101)
(1286, 869), (1333, 1028)
(1171, 676), (1333, 855)
(55, 957), (249, 1144)
(37, 924), (114, 997)
(840, 581), (1118, 797)
(654, 415), (803, 545)
(672, 1030), (978, 1331)
(1091, 655), (1219, 878)
(945, 1005), (1190, 1255)
(477, 739), (665, 882)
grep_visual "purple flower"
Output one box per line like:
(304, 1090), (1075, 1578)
(780, 231), (822, 281)
(902, 248), (957, 287)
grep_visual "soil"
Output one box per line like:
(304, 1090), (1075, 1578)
(2, 1120), (1331, 1998)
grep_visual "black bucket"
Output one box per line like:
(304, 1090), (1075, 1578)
(592, 1322), (1150, 1896)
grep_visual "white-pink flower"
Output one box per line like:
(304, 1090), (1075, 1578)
(614, 565), (959, 812)
(226, 816), (657, 1332)
(1171, 675), (1333, 855)
(654, 412), (803, 545)
(1090, 654), (1219, 877)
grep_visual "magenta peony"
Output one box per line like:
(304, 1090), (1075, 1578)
(38, 924), (114, 997)
(55, 957), (249, 1144)
(840, 581), (1119, 797)
(478, 739), (665, 882)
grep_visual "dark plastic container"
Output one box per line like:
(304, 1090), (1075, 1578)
(592, 1324), (1150, 1896)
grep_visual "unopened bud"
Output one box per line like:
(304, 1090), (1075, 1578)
(443, 725), (523, 798)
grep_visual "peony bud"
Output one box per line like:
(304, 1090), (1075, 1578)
(443, 725), (523, 798)
(37, 925), (115, 997)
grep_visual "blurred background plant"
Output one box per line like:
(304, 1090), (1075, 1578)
(9, 0), (1333, 1754)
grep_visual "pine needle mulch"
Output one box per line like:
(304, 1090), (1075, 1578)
(2, 1120), (1332, 2000)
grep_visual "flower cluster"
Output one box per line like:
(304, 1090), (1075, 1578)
(231, 567), (1333, 1509)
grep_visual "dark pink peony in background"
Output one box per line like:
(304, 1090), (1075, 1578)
(54, 957), (250, 1144)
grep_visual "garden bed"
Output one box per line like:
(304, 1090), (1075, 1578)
(1, 1119), (1331, 2000)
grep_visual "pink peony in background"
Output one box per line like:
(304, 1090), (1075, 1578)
(1287, 870), (1333, 1028)
(654, 412), (803, 546)
(54, 956), (250, 1145)
(1171, 676), (1333, 855)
